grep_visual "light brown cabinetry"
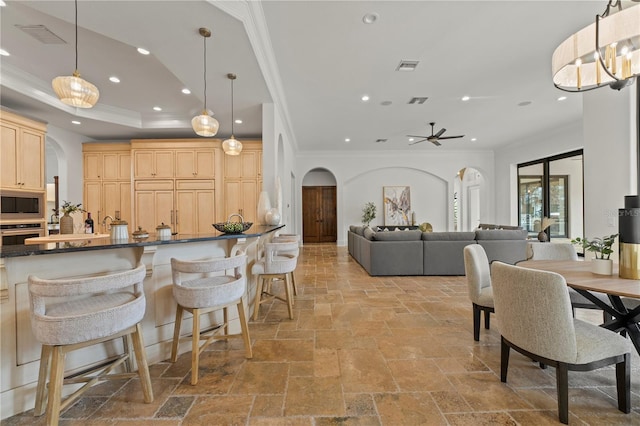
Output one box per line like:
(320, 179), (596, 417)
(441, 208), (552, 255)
(175, 180), (216, 234)
(133, 150), (174, 179)
(175, 150), (215, 179)
(0, 110), (46, 191)
(223, 142), (262, 224)
(82, 143), (132, 226)
(134, 180), (174, 234)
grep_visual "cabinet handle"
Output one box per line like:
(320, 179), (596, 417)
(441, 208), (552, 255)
(176, 210), (179, 224)
(239, 209), (243, 216)
(171, 210), (174, 225)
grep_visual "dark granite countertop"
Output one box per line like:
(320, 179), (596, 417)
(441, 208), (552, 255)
(0, 225), (284, 258)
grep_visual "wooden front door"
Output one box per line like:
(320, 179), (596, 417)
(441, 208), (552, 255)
(302, 186), (337, 243)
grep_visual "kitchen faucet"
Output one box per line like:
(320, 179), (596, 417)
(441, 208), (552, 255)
(102, 215), (114, 231)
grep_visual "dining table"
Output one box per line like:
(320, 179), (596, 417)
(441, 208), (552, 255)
(518, 260), (640, 355)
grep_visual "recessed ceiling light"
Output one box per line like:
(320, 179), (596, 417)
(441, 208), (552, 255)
(234, 119), (243, 124)
(471, 138), (477, 142)
(461, 95), (470, 101)
(109, 76), (120, 83)
(345, 138), (351, 143)
(361, 95), (370, 102)
(362, 13), (379, 24)
(137, 47), (150, 55)
(181, 88), (191, 95)
(557, 96), (567, 101)
(153, 106), (162, 111)
(71, 120), (81, 125)
(0, 48), (9, 56)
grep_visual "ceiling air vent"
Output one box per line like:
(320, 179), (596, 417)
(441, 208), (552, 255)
(396, 60), (419, 72)
(16, 25), (66, 44)
(375, 139), (388, 143)
(408, 97), (428, 104)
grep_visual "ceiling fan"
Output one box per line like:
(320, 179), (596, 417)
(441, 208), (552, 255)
(407, 122), (464, 146)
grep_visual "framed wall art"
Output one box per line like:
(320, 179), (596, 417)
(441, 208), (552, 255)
(383, 186), (411, 226)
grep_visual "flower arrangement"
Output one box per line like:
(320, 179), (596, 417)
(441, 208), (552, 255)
(571, 234), (618, 260)
(59, 200), (85, 215)
(361, 202), (376, 226)
(540, 216), (557, 231)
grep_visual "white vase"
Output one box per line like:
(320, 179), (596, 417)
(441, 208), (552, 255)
(265, 207), (281, 226)
(257, 191), (271, 225)
(591, 258), (613, 275)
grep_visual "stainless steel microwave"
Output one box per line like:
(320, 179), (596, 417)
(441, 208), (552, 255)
(0, 191), (45, 220)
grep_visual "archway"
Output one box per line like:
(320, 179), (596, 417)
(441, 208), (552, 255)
(455, 167), (486, 231)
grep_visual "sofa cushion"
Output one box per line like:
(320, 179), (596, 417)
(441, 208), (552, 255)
(363, 227), (376, 240)
(373, 230), (422, 241)
(475, 229), (528, 240)
(422, 231), (476, 241)
(353, 226), (366, 236)
(349, 225), (358, 233)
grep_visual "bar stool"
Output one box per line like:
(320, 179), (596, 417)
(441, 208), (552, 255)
(272, 233), (300, 296)
(251, 241), (299, 320)
(170, 254), (252, 385)
(28, 264), (153, 426)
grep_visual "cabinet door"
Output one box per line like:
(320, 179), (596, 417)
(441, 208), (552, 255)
(194, 150), (215, 179)
(154, 151), (174, 178)
(102, 181), (131, 225)
(135, 189), (174, 234)
(175, 151), (196, 178)
(118, 153), (132, 181)
(84, 181), (103, 226)
(224, 181), (242, 220)
(224, 155), (243, 179)
(241, 151), (259, 179)
(195, 190), (215, 233)
(84, 153), (103, 180)
(102, 153), (120, 180)
(20, 129), (44, 190)
(0, 123), (19, 188)
(134, 151), (155, 179)
(240, 180), (258, 224)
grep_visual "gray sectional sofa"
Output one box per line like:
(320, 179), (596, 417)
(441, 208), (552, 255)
(348, 226), (528, 276)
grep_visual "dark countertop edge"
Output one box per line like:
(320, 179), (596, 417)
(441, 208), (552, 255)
(0, 225), (284, 258)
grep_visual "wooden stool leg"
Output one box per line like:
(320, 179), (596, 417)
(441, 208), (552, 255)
(253, 276), (264, 321)
(122, 334), (133, 372)
(291, 271), (298, 296)
(131, 323), (154, 403)
(223, 306), (229, 335)
(237, 300), (253, 358)
(191, 308), (200, 385)
(45, 346), (65, 426)
(34, 344), (52, 416)
(284, 273), (293, 319)
(171, 304), (184, 362)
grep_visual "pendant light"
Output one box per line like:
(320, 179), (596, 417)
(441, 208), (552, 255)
(192, 27), (219, 137)
(51, 0), (99, 108)
(222, 73), (243, 155)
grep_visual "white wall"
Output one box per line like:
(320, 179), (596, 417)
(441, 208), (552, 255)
(302, 170), (337, 186)
(295, 150), (495, 246)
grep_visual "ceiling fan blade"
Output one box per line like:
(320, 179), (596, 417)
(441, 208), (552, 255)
(431, 140), (442, 146)
(434, 128), (446, 138)
(437, 135), (464, 140)
(407, 135), (429, 138)
(409, 139), (429, 145)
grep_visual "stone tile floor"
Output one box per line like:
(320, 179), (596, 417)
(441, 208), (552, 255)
(5, 244), (640, 425)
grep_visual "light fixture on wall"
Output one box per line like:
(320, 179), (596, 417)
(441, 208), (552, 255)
(552, 0), (640, 92)
(191, 27), (219, 137)
(51, 0), (99, 108)
(222, 73), (243, 155)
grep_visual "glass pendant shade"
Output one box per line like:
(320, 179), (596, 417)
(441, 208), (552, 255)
(222, 136), (242, 155)
(52, 71), (99, 108)
(191, 110), (219, 137)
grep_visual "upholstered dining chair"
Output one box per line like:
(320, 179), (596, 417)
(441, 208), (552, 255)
(170, 254), (253, 385)
(28, 264), (154, 426)
(251, 241), (299, 320)
(463, 244), (494, 341)
(526, 242), (611, 321)
(491, 261), (631, 424)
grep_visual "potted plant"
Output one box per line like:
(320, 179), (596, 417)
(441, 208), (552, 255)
(361, 202), (376, 227)
(571, 233), (618, 275)
(59, 201), (85, 234)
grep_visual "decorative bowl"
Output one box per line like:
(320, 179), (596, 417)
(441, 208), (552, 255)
(213, 214), (253, 234)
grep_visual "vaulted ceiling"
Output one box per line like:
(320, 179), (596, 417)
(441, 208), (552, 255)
(0, 1), (611, 152)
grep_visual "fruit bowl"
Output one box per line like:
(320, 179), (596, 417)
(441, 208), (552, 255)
(213, 214), (252, 234)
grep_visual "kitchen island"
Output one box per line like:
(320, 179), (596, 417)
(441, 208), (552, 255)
(0, 225), (283, 419)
